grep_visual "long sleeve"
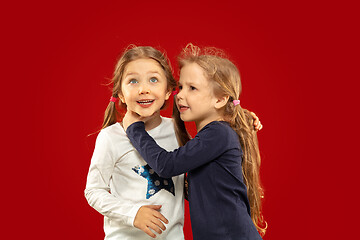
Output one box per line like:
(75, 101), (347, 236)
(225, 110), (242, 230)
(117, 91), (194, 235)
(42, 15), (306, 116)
(126, 121), (231, 178)
(84, 131), (141, 226)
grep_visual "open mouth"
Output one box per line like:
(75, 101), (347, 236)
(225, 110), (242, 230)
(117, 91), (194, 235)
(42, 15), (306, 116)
(137, 99), (155, 106)
(178, 104), (189, 112)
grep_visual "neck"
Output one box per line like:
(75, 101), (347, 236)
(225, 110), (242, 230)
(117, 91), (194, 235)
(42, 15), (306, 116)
(143, 112), (162, 131)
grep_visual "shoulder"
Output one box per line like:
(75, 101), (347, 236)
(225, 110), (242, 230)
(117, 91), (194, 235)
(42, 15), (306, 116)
(161, 117), (175, 129)
(152, 117), (176, 135)
(148, 117), (179, 150)
(97, 122), (126, 143)
(199, 121), (239, 146)
(96, 123), (137, 156)
(101, 122), (125, 135)
(200, 121), (233, 136)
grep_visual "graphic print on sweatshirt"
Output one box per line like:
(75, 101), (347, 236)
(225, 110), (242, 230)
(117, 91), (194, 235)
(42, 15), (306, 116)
(132, 164), (175, 199)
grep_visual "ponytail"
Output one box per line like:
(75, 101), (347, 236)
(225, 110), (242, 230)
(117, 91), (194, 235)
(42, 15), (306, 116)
(101, 95), (119, 129)
(229, 103), (266, 236)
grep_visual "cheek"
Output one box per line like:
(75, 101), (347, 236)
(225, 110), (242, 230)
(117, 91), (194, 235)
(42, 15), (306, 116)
(121, 90), (135, 104)
(157, 84), (171, 99)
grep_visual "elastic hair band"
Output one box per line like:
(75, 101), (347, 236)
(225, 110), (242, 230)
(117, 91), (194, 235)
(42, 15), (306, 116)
(233, 100), (240, 106)
(110, 96), (118, 102)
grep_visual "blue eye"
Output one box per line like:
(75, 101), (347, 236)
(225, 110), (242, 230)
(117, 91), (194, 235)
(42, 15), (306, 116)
(190, 86), (196, 90)
(150, 77), (158, 83)
(129, 79), (138, 84)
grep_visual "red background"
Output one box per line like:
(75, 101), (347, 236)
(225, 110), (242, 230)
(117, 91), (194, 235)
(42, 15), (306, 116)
(2, 0), (359, 239)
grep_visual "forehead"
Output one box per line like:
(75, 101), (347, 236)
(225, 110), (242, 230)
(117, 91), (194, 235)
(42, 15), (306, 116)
(179, 62), (209, 86)
(124, 58), (165, 76)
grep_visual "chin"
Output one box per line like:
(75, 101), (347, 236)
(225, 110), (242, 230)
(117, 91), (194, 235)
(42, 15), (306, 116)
(136, 109), (158, 118)
(179, 115), (191, 122)
(136, 112), (153, 118)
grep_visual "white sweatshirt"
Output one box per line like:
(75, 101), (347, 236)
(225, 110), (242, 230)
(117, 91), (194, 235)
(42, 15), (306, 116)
(85, 117), (184, 240)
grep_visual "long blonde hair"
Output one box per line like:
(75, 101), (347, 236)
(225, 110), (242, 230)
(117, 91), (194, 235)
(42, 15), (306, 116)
(102, 45), (177, 129)
(175, 43), (267, 235)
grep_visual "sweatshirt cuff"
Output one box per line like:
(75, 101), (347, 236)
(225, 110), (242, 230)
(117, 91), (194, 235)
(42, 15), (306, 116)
(127, 205), (143, 227)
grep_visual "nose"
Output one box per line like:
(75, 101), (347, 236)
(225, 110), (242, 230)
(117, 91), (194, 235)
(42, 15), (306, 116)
(138, 83), (150, 95)
(176, 89), (183, 100)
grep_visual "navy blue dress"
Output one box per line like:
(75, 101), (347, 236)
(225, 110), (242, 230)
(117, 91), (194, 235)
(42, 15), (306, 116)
(127, 121), (262, 240)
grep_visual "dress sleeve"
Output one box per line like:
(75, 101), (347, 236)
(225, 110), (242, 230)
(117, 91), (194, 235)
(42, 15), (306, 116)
(126, 121), (230, 178)
(84, 131), (142, 227)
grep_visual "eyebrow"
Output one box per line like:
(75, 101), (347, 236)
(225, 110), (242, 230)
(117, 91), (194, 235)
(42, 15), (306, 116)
(147, 71), (162, 76)
(124, 71), (161, 77)
(124, 72), (138, 77)
(179, 80), (196, 86)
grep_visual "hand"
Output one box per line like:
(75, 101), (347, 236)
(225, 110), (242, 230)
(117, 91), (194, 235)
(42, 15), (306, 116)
(122, 110), (146, 131)
(250, 111), (263, 131)
(134, 205), (169, 238)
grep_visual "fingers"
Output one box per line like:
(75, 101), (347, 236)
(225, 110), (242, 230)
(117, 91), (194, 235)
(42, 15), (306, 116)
(142, 226), (157, 238)
(250, 111), (263, 131)
(250, 112), (259, 124)
(142, 222), (165, 238)
(147, 205), (168, 224)
(254, 120), (263, 131)
(151, 218), (166, 231)
(250, 111), (257, 119)
(136, 220), (163, 238)
(147, 205), (162, 210)
(127, 109), (142, 119)
(140, 216), (167, 238)
(153, 210), (169, 225)
(127, 109), (158, 122)
(134, 205), (168, 238)
(122, 110), (144, 131)
(149, 221), (164, 234)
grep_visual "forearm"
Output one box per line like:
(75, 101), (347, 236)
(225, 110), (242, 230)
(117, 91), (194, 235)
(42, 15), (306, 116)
(84, 187), (141, 226)
(126, 122), (181, 178)
(126, 121), (226, 177)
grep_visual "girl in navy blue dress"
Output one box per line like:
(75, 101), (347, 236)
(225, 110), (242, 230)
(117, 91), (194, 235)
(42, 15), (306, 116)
(123, 44), (266, 239)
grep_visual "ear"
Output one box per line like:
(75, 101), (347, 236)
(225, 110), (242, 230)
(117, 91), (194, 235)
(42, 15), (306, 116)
(118, 93), (126, 103)
(164, 89), (172, 101)
(214, 95), (230, 109)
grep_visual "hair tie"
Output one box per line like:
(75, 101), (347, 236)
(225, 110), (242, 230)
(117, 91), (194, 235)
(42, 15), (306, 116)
(233, 100), (240, 106)
(110, 96), (118, 102)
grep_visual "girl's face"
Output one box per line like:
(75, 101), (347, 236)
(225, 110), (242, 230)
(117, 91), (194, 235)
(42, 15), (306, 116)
(119, 58), (171, 118)
(176, 62), (223, 131)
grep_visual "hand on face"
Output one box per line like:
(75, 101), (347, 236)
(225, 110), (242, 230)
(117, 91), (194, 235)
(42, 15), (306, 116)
(120, 58), (171, 118)
(122, 108), (158, 131)
(122, 110), (143, 131)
